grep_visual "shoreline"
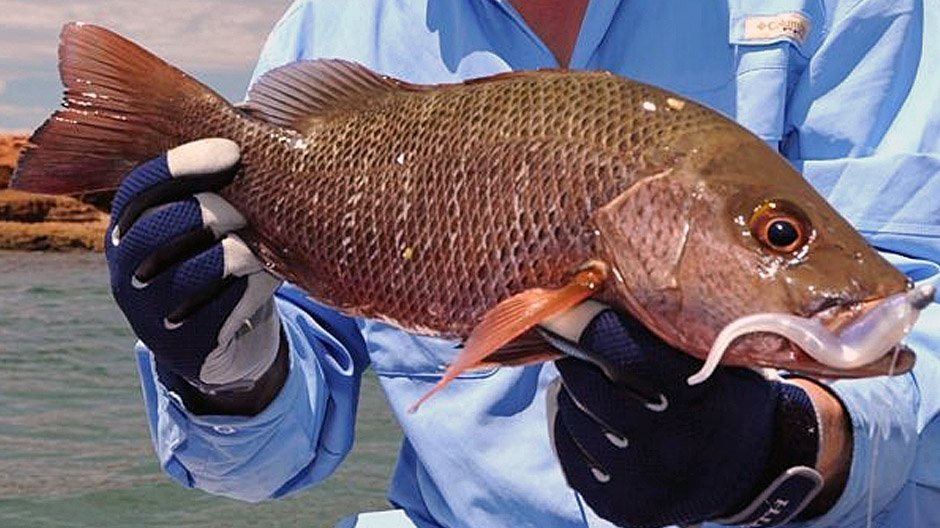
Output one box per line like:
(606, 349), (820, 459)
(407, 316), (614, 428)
(0, 134), (108, 252)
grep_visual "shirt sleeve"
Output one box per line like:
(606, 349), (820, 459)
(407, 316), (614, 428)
(782, 1), (940, 525)
(135, 284), (370, 502)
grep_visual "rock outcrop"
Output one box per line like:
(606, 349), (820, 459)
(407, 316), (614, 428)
(0, 134), (26, 188)
(0, 134), (109, 251)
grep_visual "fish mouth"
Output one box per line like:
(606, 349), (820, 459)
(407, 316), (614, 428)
(784, 295), (919, 378)
(812, 295), (886, 332)
(777, 341), (916, 379)
(711, 336), (914, 379)
(689, 285), (934, 384)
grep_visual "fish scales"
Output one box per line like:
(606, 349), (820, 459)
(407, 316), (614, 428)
(209, 73), (729, 337)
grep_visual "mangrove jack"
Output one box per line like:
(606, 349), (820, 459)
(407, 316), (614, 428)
(14, 24), (931, 410)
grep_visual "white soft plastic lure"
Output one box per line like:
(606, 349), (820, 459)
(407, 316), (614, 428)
(687, 284), (936, 385)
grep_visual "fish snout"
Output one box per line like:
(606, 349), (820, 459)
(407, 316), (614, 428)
(789, 262), (908, 322)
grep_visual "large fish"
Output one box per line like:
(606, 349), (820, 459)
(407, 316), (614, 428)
(14, 24), (930, 405)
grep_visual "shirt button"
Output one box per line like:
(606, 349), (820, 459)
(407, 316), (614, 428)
(213, 425), (237, 435)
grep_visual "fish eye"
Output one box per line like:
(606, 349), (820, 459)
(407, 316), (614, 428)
(767, 219), (799, 247)
(749, 200), (811, 253)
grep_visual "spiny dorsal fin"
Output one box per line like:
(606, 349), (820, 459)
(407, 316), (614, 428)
(244, 59), (428, 131)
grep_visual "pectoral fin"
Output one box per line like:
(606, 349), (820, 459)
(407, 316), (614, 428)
(408, 262), (607, 413)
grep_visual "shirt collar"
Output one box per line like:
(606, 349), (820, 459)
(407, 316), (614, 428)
(479, 0), (625, 69)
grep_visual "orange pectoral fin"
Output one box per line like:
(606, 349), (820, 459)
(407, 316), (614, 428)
(408, 262), (608, 413)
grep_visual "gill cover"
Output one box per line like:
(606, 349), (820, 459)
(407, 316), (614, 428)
(591, 170), (698, 350)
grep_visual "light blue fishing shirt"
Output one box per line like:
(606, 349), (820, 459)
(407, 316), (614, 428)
(135, 1), (940, 526)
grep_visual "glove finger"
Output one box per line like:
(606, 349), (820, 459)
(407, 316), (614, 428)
(139, 239), (233, 324)
(557, 385), (634, 470)
(214, 234), (281, 342)
(166, 138), (241, 178)
(577, 310), (707, 389)
(193, 192), (247, 237)
(219, 233), (269, 278)
(553, 406), (621, 511)
(107, 197), (209, 286)
(110, 139), (240, 244)
(157, 274), (252, 380)
(120, 241), (248, 373)
(110, 191), (251, 285)
(166, 234), (278, 324)
(557, 356), (673, 431)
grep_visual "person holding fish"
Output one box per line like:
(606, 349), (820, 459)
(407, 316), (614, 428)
(13, 1), (940, 527)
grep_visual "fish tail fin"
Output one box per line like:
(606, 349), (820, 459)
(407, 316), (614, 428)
(13, 23), (230, 195)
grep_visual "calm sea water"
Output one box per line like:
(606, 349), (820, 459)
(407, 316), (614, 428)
(0, 251), (401, 528)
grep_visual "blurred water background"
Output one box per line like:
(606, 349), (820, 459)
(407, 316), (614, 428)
(0, 251), (401, 528)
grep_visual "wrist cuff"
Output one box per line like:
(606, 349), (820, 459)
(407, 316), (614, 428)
(157, 328), (289, 416)
(714, 466), (823, 526)
(771, 381), (822, 471)
(716, 381), (822, 526)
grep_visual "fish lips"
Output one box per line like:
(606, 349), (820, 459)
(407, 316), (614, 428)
(720, 296), (916, 378)
(802, 296), (916, 377)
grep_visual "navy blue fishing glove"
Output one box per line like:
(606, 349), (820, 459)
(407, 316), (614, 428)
(547, 304), (825, 528)
(106, 139), (284, 414)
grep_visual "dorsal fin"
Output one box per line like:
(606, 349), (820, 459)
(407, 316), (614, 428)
(244, 59), (427, 130)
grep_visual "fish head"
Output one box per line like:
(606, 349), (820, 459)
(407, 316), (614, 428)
(593, 131), (914, 377)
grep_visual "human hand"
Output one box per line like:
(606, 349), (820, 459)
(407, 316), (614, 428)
(106, 139), (283, 404)
(548, 305), (824, 527)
